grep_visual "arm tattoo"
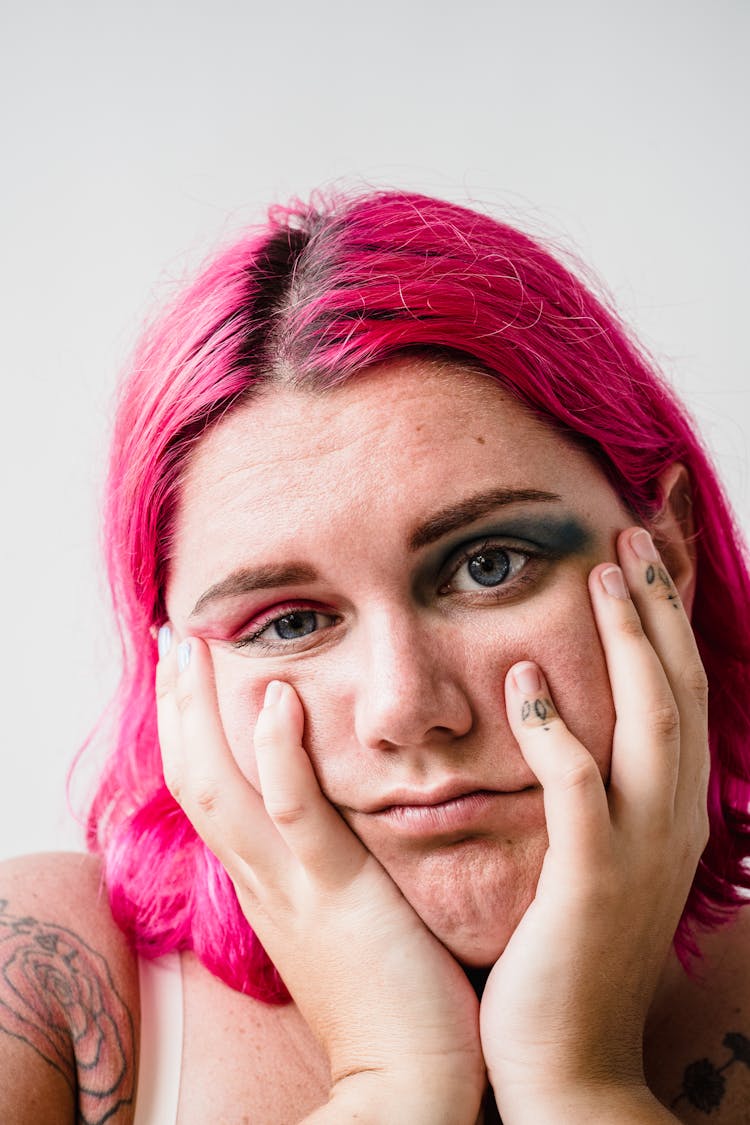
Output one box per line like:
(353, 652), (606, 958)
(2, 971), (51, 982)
(671, 1031), (750, 1114)
(0, 899), (135, 1124)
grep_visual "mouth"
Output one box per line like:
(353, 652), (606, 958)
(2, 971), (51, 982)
(365, 785), (540, 837)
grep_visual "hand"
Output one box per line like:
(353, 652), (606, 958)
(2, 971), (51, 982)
(479, 527), (709, 1123)
(156, 642), (485, 1124)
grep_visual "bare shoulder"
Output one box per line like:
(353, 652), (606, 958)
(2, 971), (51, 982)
(0, 851), (138, 1125)
(647, 906), (750, 1124)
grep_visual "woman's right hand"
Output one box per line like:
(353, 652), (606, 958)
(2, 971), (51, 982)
(156, 634), (485, 1125)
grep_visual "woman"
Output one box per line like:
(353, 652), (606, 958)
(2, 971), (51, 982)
(2, 190), (749, 1124)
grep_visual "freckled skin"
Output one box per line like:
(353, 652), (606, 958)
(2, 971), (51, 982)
(167, 360), (635, 966)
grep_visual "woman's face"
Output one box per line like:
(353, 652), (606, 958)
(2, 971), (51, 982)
(166, 359), (635, 965)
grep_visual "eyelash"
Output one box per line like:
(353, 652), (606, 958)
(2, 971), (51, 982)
(232, 538), (544, 653)
(233, 602), (337, 653)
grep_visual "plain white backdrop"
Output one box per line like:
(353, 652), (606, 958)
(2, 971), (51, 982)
(1, 0), (747, 860)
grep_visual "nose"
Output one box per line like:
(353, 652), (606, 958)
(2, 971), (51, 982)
(353, 610), (474, 752)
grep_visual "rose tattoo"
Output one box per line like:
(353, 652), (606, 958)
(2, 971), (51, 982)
(0, 899), (135, 1124)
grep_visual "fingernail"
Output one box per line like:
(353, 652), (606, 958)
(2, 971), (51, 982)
(177, 640), (191, 673)
(601, 565), (629, 599)
(158, 624), (172, 658)
(264, 680), (284, 708)
(514, 662), (543, 694)
(631, 528), (659, 562)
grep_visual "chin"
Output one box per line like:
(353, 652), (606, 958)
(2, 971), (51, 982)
(377, 832), (547, 969)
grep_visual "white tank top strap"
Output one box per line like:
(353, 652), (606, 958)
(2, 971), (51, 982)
(133, 951), (184, 1125)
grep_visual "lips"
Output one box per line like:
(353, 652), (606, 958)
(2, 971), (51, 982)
(364, 780), (533, 814)
(363, 785), (540, 837)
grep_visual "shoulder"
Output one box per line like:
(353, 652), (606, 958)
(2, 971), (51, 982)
(0, 851), (138, 999)
(0, 851), (139, 1125)
(2, 849), (116, 916)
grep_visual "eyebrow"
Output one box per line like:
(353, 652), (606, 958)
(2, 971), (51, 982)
(407, 488), (563, 550)
(190, 563), (318, 618)
(189, 487), (563, 618)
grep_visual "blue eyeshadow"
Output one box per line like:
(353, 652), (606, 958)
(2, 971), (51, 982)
(489, 515), (592, 553)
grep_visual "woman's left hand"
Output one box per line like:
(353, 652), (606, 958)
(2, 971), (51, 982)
(479, 527), (710, 1123)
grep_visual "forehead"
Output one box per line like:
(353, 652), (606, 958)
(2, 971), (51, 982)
(169, 360), (617, 606)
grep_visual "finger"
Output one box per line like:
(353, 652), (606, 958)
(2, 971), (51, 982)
(505, 661), (610, 867)
(155, 629), (285, 881)
(254, 681), (371, 888)
(155, 625), (183, 791)
(587, 562), (681, 824)
(618, 527), (709, 817)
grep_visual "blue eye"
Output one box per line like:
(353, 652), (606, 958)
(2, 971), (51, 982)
(234, 607), (338, 651)
(447, 540), (530, 594)
(272, 611), (319, 640)
(467, 548), (511, 587)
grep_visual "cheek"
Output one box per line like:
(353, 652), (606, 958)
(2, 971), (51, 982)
(521, 587), (615, 775)
(207, 645), (354, 793)
(454, 577), (615, 780)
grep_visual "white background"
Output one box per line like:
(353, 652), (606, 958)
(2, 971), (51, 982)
(1, 0), (747, 860)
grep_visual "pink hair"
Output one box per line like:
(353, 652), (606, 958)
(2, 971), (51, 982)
(83, 190), (750, 1003)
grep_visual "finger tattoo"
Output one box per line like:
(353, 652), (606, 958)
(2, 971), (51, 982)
(645, 563), (680, 609)
(521, 696), (556, 729)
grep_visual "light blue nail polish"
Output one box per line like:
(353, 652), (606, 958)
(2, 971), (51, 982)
(177, 640), (191, 673)
(158, 625), (172, 659)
